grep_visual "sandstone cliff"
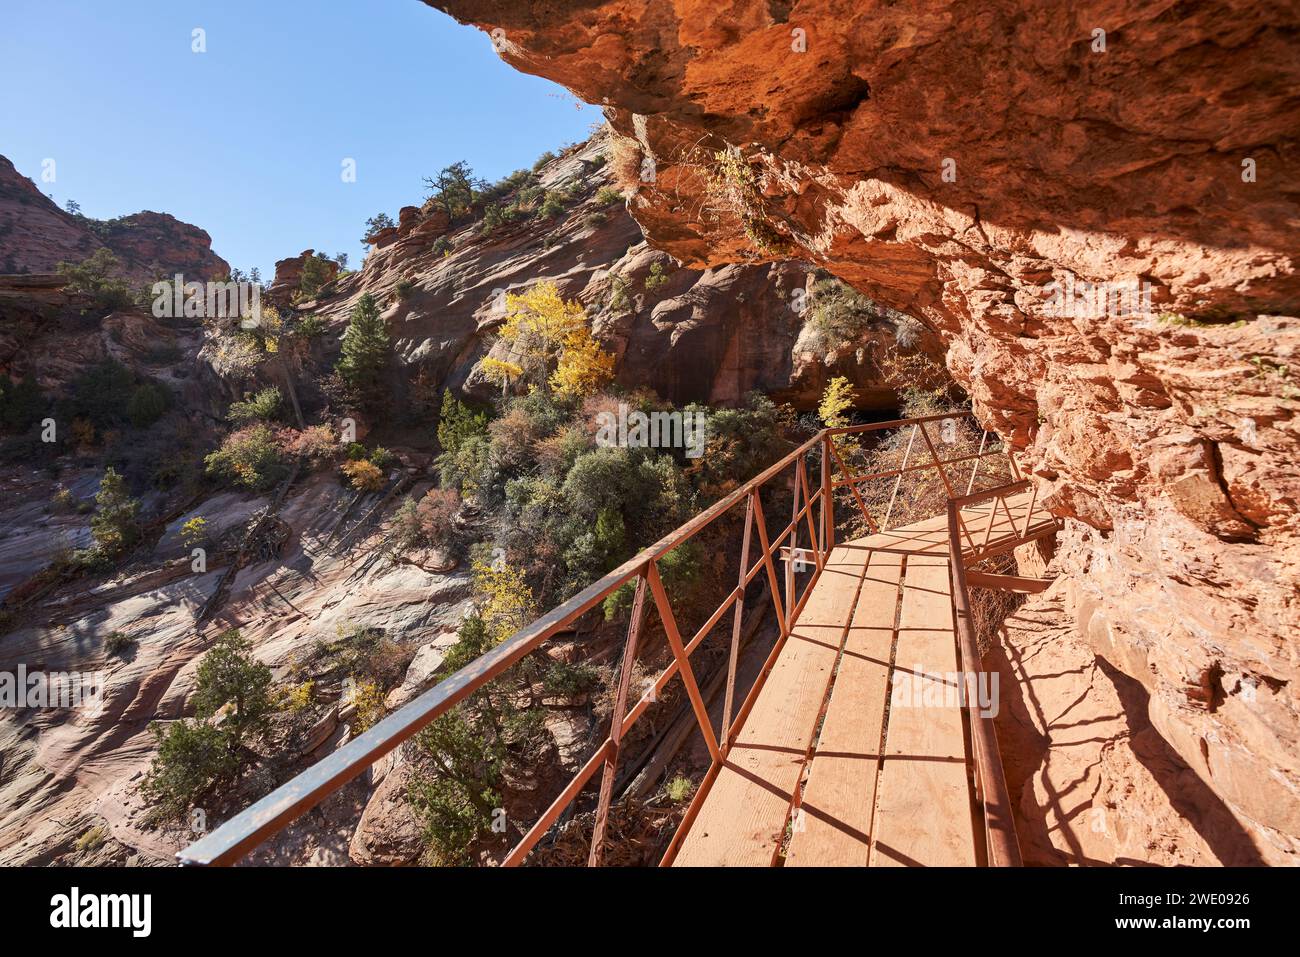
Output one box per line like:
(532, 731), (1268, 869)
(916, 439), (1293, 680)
(426, 0), (1300, 862)
(297, 134), (937, 411)
(0, 155), (229, 283)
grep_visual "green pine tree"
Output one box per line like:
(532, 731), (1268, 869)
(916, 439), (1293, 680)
(89, 467), (141, 555)
(336, 293), (391, 402)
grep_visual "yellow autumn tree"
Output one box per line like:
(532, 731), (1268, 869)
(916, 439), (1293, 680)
(819, 375), (857, 457)
(818, 376), (855, 429)
(551, 325), (615, 399)
(470, 557), (537, 644)
(480, 356), (524, 393)
(495, 281), (614, 398)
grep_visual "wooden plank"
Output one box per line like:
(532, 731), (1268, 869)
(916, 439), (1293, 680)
(965, 570), (1050, 593)
(785, 550), (902, 866)
(870, 553), (977, 867)
(673, 545), (865, 866)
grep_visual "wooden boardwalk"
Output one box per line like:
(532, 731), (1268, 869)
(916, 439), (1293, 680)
(672, 490), (1052, 867)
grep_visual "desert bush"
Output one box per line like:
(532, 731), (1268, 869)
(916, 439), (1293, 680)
(57, 248), (134, 310)
(126, 381), (171, 429)
(180, 516), (209, 548)
(89, 467), (141, 556)
(593, 186), (624, 207)
(292, 314), (327, 339)
(393, 486), (461, 553)
(537, 190), (566, 219)
(104, 630), (136, 656)
(341, 458), (385, 492)
(0, 374), (46, 433)
(204, 424), (290, 491)
(140, 629), (274, 818)
(346, 679), (385, 734)
(805, 277), (882, 350)
(407, 610), (548, 865)
(277, 424), (337, 466)
(299, 253), (333, 299)
(542, 660), (599, 701)
(644, 261), (670, 294)
(58, 360), (134, 430)
(227, 387), (282, 424)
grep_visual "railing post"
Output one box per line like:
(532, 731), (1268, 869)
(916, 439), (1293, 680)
(916, 420), (957, 500)
(966, 430), (989, 496)
(883, 423), (918, 531)
(821, 434), (835, 553)
(947, 499), (1022, 867)
(588, 571), (650, 865)
(721, 496), (754, 749)
(785, 461), (798, 631)
(646, 562), (721, 763)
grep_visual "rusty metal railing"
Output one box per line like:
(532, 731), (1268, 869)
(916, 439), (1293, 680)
(179, 411), (1023, 867)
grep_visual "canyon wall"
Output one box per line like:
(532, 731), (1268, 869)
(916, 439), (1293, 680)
(0, 155), (228, 282)
(302, 136), (937, 411)
(426, 0), (1300, 860)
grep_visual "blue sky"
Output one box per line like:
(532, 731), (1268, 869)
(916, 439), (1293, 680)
(0, 0), (601, 276)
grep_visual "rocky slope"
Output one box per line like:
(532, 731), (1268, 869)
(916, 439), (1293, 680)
(0, 155), (228, 282)
(427, 0), (1300, 861)
(295, 134), (938, 411)
(0, 133), (930, 866)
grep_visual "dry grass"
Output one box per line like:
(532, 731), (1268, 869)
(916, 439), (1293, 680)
(607, 133), (644, 193)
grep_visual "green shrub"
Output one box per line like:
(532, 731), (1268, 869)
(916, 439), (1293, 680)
(806, 277), (882, 348)
(140, 721), (238, 820)
(593, 186), (624, 207)
(542, 660), (599, 701)
(293, 314), (327, 339)
(140, 629), (274, 819)
(104, 631), (136, 656)
(299, 254), (332, 299)
(666, 775), (693, 802)
(0, 373), (45, 433)
(58, 360), (134, 430)
(644, 261), (670, 294)
(56, 248), (133, 311)
(89, 467), (141, 556)
(227, 386), (282, 424)
(204, 424), (289, 490)
(127, 381), (171, 428)
(537, 191), (566, 219)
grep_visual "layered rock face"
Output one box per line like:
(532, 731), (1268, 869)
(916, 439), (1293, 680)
(426, 1), (1300, 859)
(0, 155), (228, 282)
(307, 136), (936, 410)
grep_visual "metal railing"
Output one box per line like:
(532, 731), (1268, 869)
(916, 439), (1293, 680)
(179, 412), (1027, 867)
